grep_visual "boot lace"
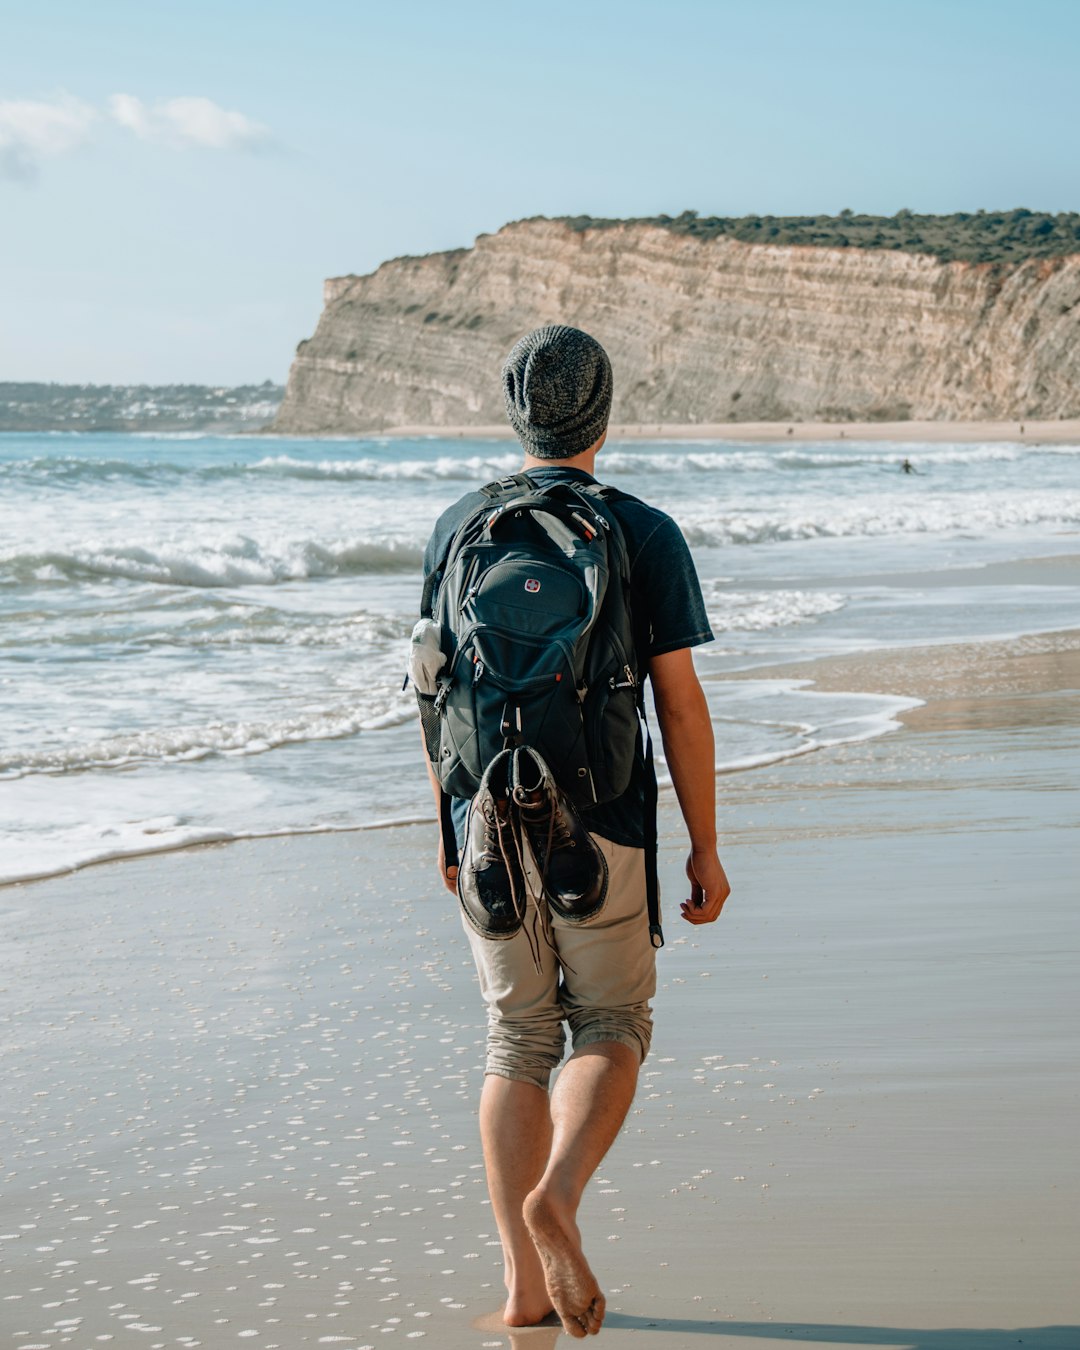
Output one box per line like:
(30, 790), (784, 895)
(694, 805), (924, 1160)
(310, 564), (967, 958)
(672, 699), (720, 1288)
(478, 797), (515, 866)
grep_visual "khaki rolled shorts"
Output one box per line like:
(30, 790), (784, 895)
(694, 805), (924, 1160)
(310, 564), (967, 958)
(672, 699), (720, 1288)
(461, 833), (658, 1090)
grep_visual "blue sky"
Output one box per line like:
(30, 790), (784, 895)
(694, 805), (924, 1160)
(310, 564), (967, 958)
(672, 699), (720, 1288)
(1, 0), (1077, 384)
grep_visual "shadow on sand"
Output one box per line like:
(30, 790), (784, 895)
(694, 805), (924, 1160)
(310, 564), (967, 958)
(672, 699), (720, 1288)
(478, 1313), (1079, 1349)
(602, 1318), (1079, 1349)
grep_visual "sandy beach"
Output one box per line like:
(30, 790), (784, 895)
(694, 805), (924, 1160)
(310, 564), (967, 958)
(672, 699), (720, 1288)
(372, 419), (1080, 445)
(720, 626), (1080, 732)
(9, 3), (1080, 1343)
(2, 628), (1078, 1349)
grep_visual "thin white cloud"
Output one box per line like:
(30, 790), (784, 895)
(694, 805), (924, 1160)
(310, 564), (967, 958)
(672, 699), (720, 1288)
(108, 92), (151, 140)
(0, 94), (98, 181)
(108, 94), (270, 151)
(0, 91), (271, 184)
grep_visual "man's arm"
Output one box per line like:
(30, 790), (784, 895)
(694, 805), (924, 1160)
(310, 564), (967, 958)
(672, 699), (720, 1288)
(421, 722), (458, 895)
(649, 647), (731, 924)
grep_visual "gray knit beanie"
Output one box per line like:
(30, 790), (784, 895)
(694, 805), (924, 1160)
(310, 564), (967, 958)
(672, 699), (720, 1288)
(502, 325), (613, 460)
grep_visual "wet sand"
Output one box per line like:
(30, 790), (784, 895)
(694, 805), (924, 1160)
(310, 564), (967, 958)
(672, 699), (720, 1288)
(721, 626), (1080, 732)
(373, 419), (1080, 445)
(3, 658), (1079, 1347)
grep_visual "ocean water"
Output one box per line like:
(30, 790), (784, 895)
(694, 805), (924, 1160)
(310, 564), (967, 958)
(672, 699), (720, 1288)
(3, 431), (1080, 885)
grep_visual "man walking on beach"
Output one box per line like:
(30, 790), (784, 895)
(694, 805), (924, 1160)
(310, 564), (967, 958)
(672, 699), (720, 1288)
(420, 325), (730, 1337)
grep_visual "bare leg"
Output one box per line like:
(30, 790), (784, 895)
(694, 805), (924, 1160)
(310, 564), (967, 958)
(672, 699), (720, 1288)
(523, 1041), (639, 1338)
(479, 1074), (555, 1326)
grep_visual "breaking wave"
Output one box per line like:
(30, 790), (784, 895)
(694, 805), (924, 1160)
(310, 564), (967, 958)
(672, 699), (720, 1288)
(707, 589), (846, 631)
(0, 536), (423, 587)
(681, 491), (1080, 546)
(1, 701), (416, 778)
(5, 440), (1080, 488)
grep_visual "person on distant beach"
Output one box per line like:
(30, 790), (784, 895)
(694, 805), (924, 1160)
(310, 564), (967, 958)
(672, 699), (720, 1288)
(419, 326), (730, 1337)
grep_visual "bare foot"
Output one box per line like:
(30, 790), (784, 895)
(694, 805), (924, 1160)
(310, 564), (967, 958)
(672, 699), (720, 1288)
(503, 1286), (556, 1327)
(523, 1187), (605, 1338)
(502, 1238), (555, 1326)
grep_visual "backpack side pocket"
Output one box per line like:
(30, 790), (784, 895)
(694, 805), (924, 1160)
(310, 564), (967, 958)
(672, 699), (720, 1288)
(416, 690), (443, 769)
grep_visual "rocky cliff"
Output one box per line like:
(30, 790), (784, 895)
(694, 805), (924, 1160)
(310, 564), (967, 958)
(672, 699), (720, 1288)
(273, 218), (1080, 433)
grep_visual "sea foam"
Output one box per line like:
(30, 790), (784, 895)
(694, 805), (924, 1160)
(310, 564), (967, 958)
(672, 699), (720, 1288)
(5, 439), (1080, 488)
(1, 700), (417, 778)
(0, 536), (424, 587)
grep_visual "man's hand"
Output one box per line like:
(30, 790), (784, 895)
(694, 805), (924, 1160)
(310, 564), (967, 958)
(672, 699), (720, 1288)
(438, 835), (459, 896)
(680, 848), (730, 924)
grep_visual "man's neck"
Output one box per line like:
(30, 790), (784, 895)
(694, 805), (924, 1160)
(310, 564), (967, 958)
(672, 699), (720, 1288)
(521, 453), (597, 475)
(521, 434), (604, 477)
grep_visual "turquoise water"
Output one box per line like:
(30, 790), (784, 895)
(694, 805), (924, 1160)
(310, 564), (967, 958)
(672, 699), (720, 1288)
(3, 431), (1080, 883)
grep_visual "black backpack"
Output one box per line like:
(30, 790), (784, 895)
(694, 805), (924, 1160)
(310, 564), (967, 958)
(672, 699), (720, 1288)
(417, 472), (663, 945)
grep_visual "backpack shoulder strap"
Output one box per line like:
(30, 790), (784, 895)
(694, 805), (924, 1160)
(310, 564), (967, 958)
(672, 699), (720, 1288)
(579, 481), (633, 505)
(479, 472), (534, 501)
(420, 568), (440, 619)
(439, 788), (460, 874)
(568, 483), (632, 579)
(573, 481), (633, 536)
(641, 715), (664, 948)
(581, 480), (662, 944)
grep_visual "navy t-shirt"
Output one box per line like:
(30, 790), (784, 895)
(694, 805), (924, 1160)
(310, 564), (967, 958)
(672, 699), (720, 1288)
(422, 465), (713, 848)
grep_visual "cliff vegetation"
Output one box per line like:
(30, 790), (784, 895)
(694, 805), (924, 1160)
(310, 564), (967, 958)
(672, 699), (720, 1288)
(549, 208), (1080, 264)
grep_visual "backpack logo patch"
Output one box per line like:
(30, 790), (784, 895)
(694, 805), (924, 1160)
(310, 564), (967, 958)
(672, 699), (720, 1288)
(524, 578), (541, 593)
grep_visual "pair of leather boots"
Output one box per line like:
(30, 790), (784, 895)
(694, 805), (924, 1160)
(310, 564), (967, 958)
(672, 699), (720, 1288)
(458, 746), (609, 940)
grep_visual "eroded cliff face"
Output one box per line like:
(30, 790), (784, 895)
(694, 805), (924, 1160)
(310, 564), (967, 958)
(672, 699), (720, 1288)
(273, 219), (1080, 432)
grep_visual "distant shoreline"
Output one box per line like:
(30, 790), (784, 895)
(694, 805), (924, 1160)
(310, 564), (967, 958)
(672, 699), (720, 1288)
(0, 380), (283, 435)
(336, 417), (1080, 444)
(6, 415), (1079, 444)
